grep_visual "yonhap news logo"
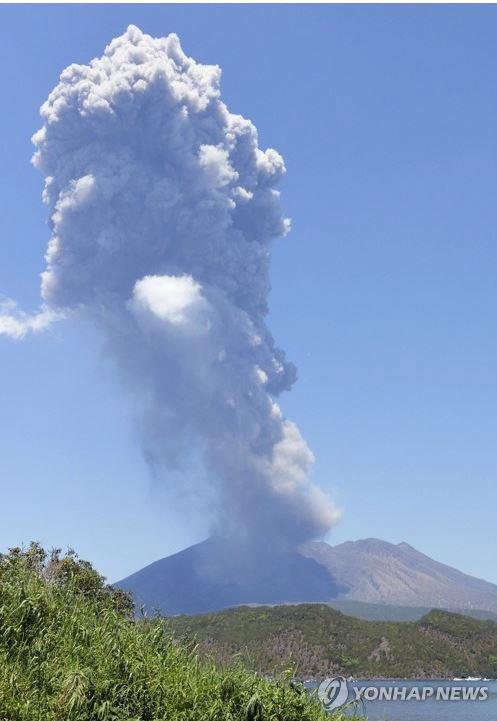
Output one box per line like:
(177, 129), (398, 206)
(317, 676), (349, 711)
(317, 678), (489, 712)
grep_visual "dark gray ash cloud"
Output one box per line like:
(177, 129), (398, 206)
(0, 26), (339, 550)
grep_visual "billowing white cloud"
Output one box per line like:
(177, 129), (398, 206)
(4, 26), (339, 551)
(130, 275), (212, 336)
(0, 299), (62, 340)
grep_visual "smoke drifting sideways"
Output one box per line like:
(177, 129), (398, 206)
(0, 26), (340, 555)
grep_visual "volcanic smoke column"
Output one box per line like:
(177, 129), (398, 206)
(10, 26), (340, 549)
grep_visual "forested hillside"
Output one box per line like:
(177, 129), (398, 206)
(170, 604), (497, 679)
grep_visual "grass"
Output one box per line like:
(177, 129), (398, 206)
(0, 543), (364, 721)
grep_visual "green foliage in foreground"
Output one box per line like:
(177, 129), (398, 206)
(0, 544), (363, 721)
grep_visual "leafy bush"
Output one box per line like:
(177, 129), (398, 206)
(0, 543), (362, 721)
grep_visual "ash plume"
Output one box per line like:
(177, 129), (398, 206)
(1, 26), (339, 551)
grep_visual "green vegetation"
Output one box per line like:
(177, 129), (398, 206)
(0, 544), (364, 721)
(170, 604), (497, 680)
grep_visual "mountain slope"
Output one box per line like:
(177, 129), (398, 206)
(301, 538), (497, 613)
(118, 537), (343, 616)
(118, 537), (497, 616)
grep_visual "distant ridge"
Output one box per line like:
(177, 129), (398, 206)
(118, 537), (497, 617)
(327, 598), (497, 623)
(301, 538), (497, 613)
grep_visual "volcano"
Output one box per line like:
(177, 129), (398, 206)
(117, 537), (497, 617)
(117, 537), (344, 615)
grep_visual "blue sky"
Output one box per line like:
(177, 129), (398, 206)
(1, 4), (496, 584)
